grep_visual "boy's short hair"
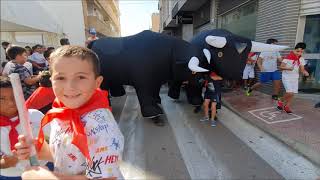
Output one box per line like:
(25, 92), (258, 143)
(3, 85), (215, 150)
(39, 71), (52, 87)
(0, 76), (12, 88)
(266, 38), (278, 44)
(6, 46), (26, 60)
(44, 49), (54, 59)
(49, 45), (100, 77)
(60, 38), (70, 45)
(2, 41), (10, 48)
(32, 44), (42, 51)
(295, 42), (306, 50)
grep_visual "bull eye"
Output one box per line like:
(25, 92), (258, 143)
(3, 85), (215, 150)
(218, 51), (223, 58)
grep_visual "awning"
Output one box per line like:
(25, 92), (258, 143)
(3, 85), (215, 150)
(1, 0), (62, 33)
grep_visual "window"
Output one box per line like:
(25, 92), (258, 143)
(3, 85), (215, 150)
(299, 14), (320, 91)
(303, 15), (320, 54)
(219, 1), (258, 40)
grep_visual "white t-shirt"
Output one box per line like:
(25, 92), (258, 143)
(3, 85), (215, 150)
(30, 52), (47, 65)
(1, 61), (33, 76)
(259, 52), (281, 72)
(49, 108), (124, 179)
(0, 109), (50, 177)
(245, 54), (258, 69)
(0, 46), (7, 73)
(282, 57), (306, 79)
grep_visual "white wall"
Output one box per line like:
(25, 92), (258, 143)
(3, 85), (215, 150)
(1, 1), (86, 46)
(39, 1), (86, 46)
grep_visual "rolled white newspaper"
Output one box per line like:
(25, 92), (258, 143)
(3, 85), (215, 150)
(8, 73), (40, 166)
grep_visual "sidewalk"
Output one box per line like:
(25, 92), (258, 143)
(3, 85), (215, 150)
(222, 89), (320, 166)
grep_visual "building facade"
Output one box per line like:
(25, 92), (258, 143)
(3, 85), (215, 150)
(151, 13), (160, 32)
(82, 0), (121, 38)
(159, 0), (320, 92)
(1, 0), (121, 47)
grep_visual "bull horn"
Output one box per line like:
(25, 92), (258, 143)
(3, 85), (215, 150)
(205, 36), (227, 48)
(188, 57), (209, 72)
(203, 48), (211, 64)
(251, 41), (289, 52)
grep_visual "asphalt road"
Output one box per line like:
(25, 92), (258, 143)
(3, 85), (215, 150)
(110, 86), (284, 179)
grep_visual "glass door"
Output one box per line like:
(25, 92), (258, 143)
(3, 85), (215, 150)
(299, 14), (320, 93)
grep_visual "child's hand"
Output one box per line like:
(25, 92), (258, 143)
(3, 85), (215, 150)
(0, 155), (19, 168)
(22, 166), (57, 180)
(289, 67), (294, 71)
(13, 135), (34, 160)
(303, 71), (309, 77)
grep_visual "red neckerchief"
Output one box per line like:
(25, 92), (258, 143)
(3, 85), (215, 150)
(286, 51), (301, 66)
(36, 89), (111, 162)
(0, 115), (20, 151)
(248, 52), (256, 58)
(25, 87), (55, 110)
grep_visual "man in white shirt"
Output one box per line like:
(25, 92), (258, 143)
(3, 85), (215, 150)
(29, 45), (48, 73)
(246, 39), (283, 100)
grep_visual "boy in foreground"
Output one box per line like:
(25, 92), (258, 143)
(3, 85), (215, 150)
(15, 46), (124, 179)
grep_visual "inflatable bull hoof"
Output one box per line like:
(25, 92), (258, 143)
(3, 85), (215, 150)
(168, 86), (180, 100)
(152, 116), (165, 126)
(155, 95), (161, 104)
(141, 104), (163, 118)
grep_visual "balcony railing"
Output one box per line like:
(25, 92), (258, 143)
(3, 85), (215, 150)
(87, 15), (119, 37)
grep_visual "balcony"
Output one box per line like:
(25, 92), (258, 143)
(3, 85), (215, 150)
(96, 0), (120, 32)
(87, 15), (118, 37)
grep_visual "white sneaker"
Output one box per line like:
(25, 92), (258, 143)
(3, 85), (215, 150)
(200, 117), (209, 122)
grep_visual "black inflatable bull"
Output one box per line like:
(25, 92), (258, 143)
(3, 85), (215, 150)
(90, 30), (203, 118)
(90, 30), (287, 118)
(169, 29), (288, 103)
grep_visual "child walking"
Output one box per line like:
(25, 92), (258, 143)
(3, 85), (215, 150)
(14, 46), (124, 179)
(200, 72), (223, 127)
(0, 76), (48, 180)
(277, 42), (309, 113)
(242, 52), (258, 90)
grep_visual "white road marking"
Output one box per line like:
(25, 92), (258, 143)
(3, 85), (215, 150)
(248, 107), (303, 124)
(221, 107), (320, 179)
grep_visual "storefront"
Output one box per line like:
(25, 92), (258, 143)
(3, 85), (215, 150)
(217, 0), (258, 40)
(296, 0), (320, 92)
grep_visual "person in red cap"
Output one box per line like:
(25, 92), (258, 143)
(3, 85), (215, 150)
(277, 42), (309, 114)
(0, 76), (49, 179)
(14, 46), (124, 179)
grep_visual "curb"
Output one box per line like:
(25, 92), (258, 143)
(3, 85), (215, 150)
(222, 100), (320, 167)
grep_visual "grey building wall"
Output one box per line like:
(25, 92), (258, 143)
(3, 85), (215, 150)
(255, 0), (301, 47)
(255, 0), (301, 95)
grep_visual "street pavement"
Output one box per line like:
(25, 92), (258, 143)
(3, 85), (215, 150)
(110, 86), (320, 179)
(223, 89), (320, 166)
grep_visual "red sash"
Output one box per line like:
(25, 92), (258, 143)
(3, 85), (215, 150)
(36, 89), (111, 162)
(0, 115), (20, 151)
(25, 87), (55, 110)
(286, 51), (301, 66)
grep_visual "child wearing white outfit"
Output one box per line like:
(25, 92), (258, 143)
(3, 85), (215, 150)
(242, 52), (258, 89)
(0, 76), (49, 179)
(277, 42), (309, 113)
(14, 46), (124, 179)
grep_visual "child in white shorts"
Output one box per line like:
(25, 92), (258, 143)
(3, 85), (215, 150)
(277, 42), (309, 113)
(242, 52), (257, 89)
